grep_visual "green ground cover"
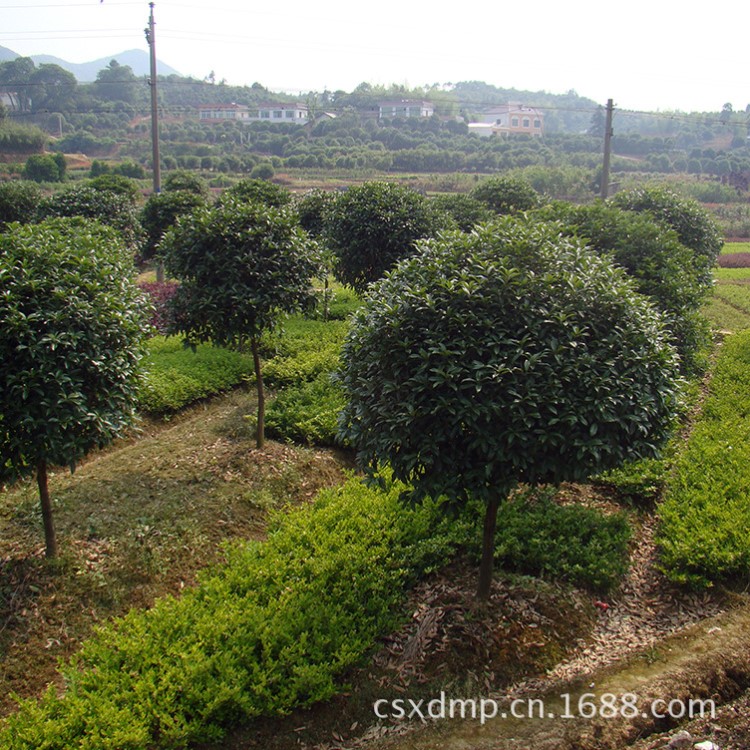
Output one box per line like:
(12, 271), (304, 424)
(657, 329), (750, 587)
(139, 336), (255, 414)
(721, 241), (750, 254)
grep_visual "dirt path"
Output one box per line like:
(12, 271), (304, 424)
(315, 515), (745, 750)
(0, 390), (351, 716)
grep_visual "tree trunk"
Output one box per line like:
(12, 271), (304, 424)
(323, 275), (330, 323)
(36, 459), (57, 558)
(250, 336), (265, 449)
(477, 494), (501, 600)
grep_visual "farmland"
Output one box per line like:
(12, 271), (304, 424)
(1, 173), (750, 749)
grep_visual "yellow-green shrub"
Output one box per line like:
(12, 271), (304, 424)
(0, 478), (472, 749)
(657, 330), (750, 586)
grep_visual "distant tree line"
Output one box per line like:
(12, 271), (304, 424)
(2, 56), (750, 184)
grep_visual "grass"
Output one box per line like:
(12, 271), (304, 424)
(704, 266), (750, 332)
(714, 267), (750, 281)
(722, 240), (750, 254)
(0, 391), (350, 717)
(657, 329), (750, 587)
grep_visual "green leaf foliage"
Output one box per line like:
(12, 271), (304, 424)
(22, 153), (64, 183)
(85, 174), (141, 206)
(162, 199), (319, 348)
(0, 477), (471, 749)
(657, 329), (750, 587)
(325, 181), (454, 295)
(339, 216), (683, 506)
(139, 190), (208, 262)
(470, 174), (540, 215)
(610, 186), (724, 286)
(266, 371), (347, 447)
(430, 192), (494, 232)
(139, 336), (255, 414)
(294, 188), (336, 238)
(0, 180), (42, 229)
(217, 177), (292, 208)
(36, 185), (144, 251)
(0, 218), (148, 479)
(535, 200), (711, 374)
(492, 488), (631, 593)
(0, 467), (633, 747)
(162, 169), (209, 197)
(261, 318), (348, 388)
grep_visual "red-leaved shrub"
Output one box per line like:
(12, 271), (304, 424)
(138, 281), (179, 334)
(717, 253), (750, 268)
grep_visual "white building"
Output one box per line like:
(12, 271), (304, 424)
(250, 103), (309, 124)
(469, 102), (544, 137)
(198, 103), (251, 122)
(378, 100), (435, 119)
(198, 102), (309, 124)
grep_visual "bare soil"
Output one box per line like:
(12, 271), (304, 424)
(0, 390), (351, 716)
(3, 391), (749, 750)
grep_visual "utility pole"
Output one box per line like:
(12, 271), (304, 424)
(145, 2), (164, 280)
(145, 2), (161, 193)
(600, 98), (614, 199)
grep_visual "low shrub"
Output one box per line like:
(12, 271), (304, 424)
(0, 476), (631, 747)
(491, 489), (631, 593)
(594, 456), (672, 506)
(717, 252), (750, 268)
(657, 329), (750, 586)
(0, 477), (473, 749)
(140, 336), (254, 414)
(261, 318), (347, 388)
(266, 372), (347, 447)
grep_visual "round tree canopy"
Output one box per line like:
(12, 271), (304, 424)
(0, 217), (148, 478)
(338, 216), (682, 504)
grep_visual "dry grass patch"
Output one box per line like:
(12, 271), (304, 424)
(0, 389), (351, 716)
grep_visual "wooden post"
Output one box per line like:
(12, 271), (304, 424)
(600, 98), (614, 199)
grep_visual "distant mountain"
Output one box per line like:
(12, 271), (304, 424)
(0, 46), (181, 80)
(0, 46), (17, 63)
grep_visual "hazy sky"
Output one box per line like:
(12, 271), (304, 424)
(1, 0), (747, 114)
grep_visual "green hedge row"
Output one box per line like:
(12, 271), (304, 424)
(261, 318), (348, 388)
(1, 472), (632, 748)
(657, 329), (750, 586)
(0, 478), (473, 749)
(263, 317), (349, 445)
(139, 336), (255, 414)
(493, 489), (631, 593)
(266, 372), (348, 447)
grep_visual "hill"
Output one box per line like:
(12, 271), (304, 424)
(0, 45), (180, 80)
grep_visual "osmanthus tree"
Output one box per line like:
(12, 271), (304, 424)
(161, 198), (319, 449)
(470, 175), (540, 215)
(139, 189), (208, 263)
(338, 216), (682, 599)
(325, 181), (454, 295)
(218, 177), (292, 209)
(0, 180), (41, 230)
(0, 218), (149, 557)
(36, 184), (145, 252)
(609, 186), (724, 287)
(534, 200), (709, 374)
